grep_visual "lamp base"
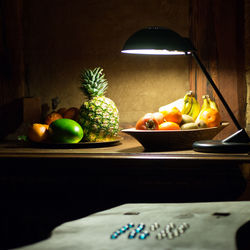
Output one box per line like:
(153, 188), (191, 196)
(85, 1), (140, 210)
(193, 140), (250, 153)
(193, 129), (250, 153)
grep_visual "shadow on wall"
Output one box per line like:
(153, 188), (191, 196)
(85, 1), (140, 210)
(0, 99), (23, 140)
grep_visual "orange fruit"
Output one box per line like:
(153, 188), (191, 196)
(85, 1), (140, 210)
(45, 111), (63, 125)
(200, 108), (221, 127)
(160, 107), (182, 124)
(28, 123), (49, 142)
(159, 121), (180, 130)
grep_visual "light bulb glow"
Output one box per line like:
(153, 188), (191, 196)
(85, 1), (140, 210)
(121, 49), (190, 55)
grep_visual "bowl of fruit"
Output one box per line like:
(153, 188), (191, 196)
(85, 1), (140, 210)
(122, 92), (229, 150)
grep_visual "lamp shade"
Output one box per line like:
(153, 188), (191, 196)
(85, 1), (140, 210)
(121, 26), (196, 55)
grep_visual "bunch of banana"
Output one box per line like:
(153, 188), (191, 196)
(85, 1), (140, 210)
(207, 96), (219, 111)
(195, 95), (209, 126)
(182, 91), (193, 114)
(185, 92), (200, 121)
(159, 91), (196, 115)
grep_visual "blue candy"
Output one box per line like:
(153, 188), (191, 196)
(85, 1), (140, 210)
(135, 224), (145, 233)
(110, 223), (137, 240)
(128, 230), (137, 239)
(139, 231), (150, 240)
(110, 233), (118, 239)
(128, 223), (135, 228)
(139, 234), (147, 239)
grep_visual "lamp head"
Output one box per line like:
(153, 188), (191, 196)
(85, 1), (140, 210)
(121, 26), (196, 55)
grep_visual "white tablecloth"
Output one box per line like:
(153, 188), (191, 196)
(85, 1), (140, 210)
(13, 202), (250, 250)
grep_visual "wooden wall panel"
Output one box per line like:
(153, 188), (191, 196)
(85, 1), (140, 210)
(189, 0), (246, 139)
(0, 0), (25, 139)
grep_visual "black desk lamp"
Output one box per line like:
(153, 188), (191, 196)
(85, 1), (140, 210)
(121, 26), (250, 153)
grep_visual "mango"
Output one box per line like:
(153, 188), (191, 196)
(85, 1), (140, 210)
(49, 118), (84, 143)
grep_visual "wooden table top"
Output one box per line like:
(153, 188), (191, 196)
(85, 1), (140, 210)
(0, 134), (249, 162)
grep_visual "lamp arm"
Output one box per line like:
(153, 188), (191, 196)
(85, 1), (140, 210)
(191, 52), (242, 131)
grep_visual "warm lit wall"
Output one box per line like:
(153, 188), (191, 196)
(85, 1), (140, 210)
(23, 0), (190, 124)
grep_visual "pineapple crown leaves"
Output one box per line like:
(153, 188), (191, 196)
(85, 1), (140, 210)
(80, 67), (108, 98)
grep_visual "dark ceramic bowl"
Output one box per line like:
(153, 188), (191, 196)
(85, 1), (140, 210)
(122, 122), (229, 150)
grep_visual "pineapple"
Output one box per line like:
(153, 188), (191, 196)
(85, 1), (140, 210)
(79, 67), (119, 142)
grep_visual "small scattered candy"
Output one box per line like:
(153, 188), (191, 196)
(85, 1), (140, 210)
(110, 232), (119, 239)
(128, 223), (135, 228)
(173, 229), (180, 237)
(156, 233), (163, 240)
(139, 231), (150, 240)
(154, 222), (160, 228)
(182, 222), (190, 229)
(169, 222), (176, 229)
(128, 230), (137, 239)
(135, 223), (145, 233)
(111, 221), (190, 241)
(150, 222), (160, 231)
(166, 232), (174, 240)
